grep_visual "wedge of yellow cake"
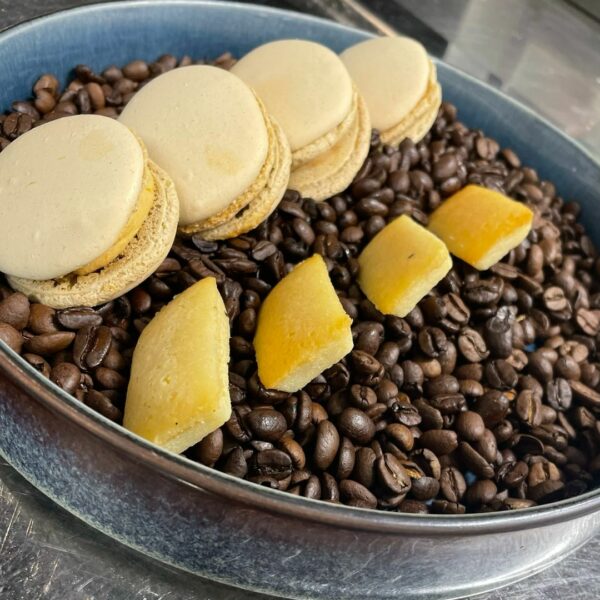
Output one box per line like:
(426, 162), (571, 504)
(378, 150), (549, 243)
(254, 254), (353, 392)
(124, 277), (231, 453)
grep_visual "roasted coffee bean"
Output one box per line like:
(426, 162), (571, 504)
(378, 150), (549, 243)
(439, 466), (466, 503)
(3, 112), (32, 138)
(401, 360), (424, 389)
(225, 408), (251, 443)
(576, 308), (600, 335)
(510, 433), (544, 456)
(414, 398), (444, 430)
(339, 479), (377, 509)
(474, 390), (509, 427)
(485, 359), (518, 390)
(418, 326), (447, 357)
(224, 447), (248, 478)
(424, 374), (459, 397)
(528, 460), (561, 488)
(0, 293), (30, 330)
(73, 325), (111, 369)
(515, 390), (543, 427)
(428, 393), (466, 414)
(411, 476), (439, 500)
(464, 480), (497, 507)
(354, 322), (384, 355)
(57, 307), (103, 330)
(474, 429), (497, 463)
(28, 304), (58, 335)
(484, 309), (513, 358)
(555, 355), (581, 380)
(50, 362), (81, 394)
(376, 453), (411, 496)
(375, 342), (400, 369)
(246, 408), (287, 442)
(420, 430), (458, 455)
(546, 378), (572, 412)
(528, 480), (564, 503)
(338, 407), (375, 444)
(25, 331), (75, 356)
(494, 420), (514, 444)
(390, 400), (422, 427)
(23, 353), (50, 378)
(94, 366), (126, 390)
(531, 424), (568, 451)
(313, 420), (340, 470)
(455, 411), (485, 442)
(334, 437), (356, 480)
(303, 475), (321, 499)
(311, 402), (328, 424)
(374, 379), (398, 403)
(83, 389), (121, 422)
(412, 448), (441, 480)
(351, 350), (382, 376)
(573, 406), (596, 430)
(253, 449), (292, 480)
(458, 327), (489, 362)
(496, 460), (528, 489)
(459, 379), (484, 397)
(459, 441), (494, 478)
(122, 60), (150, 81)
(431, 500), (466, 514)
(193, 429), (223, 467)
(529, 351), (554, 383)
(353, 447), (377, 488)
(384, 423), (414, 451)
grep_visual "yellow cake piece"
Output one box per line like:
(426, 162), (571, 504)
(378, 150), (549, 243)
(358, 215), (452, 317)
(428, 184), (533, 270)
(123, 277), (231, 454)
(254, 254), (353, 393)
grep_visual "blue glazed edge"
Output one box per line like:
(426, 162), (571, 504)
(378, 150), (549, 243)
(0, 0), (599, 534)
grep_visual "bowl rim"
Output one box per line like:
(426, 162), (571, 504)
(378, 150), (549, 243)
(1, 0), (600, 537)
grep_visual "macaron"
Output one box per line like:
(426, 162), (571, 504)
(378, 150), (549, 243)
(231, 39), (371, 202)
(119, 65), (291, 240)
(341, 36), (442, 146)
(0, 115), (178, 309)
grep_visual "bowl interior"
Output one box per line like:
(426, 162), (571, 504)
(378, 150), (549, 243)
(0, 0), (600, 528)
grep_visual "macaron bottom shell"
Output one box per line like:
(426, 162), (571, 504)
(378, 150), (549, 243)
(8, 161), (179, 309)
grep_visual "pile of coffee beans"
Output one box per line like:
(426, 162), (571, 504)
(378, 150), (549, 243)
(1, 54), (600, 514)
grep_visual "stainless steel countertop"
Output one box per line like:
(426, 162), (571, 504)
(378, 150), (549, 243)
(1, 1), (599, 598)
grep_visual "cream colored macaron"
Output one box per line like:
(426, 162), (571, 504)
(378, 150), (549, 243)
(232, 39), (371, 202)
(119, 65), (291, 238)
(1, 114), (179, 309)
(341, 36), (442, 146)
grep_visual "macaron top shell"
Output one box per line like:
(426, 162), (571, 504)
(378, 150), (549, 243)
(119, 65), (269, 226)
(231, 39), (354, 152)
(341, 36), (430, 132)
(0, 114), (144, 281)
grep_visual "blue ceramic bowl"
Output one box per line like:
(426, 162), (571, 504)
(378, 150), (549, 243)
(0, 3), (599, 600)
